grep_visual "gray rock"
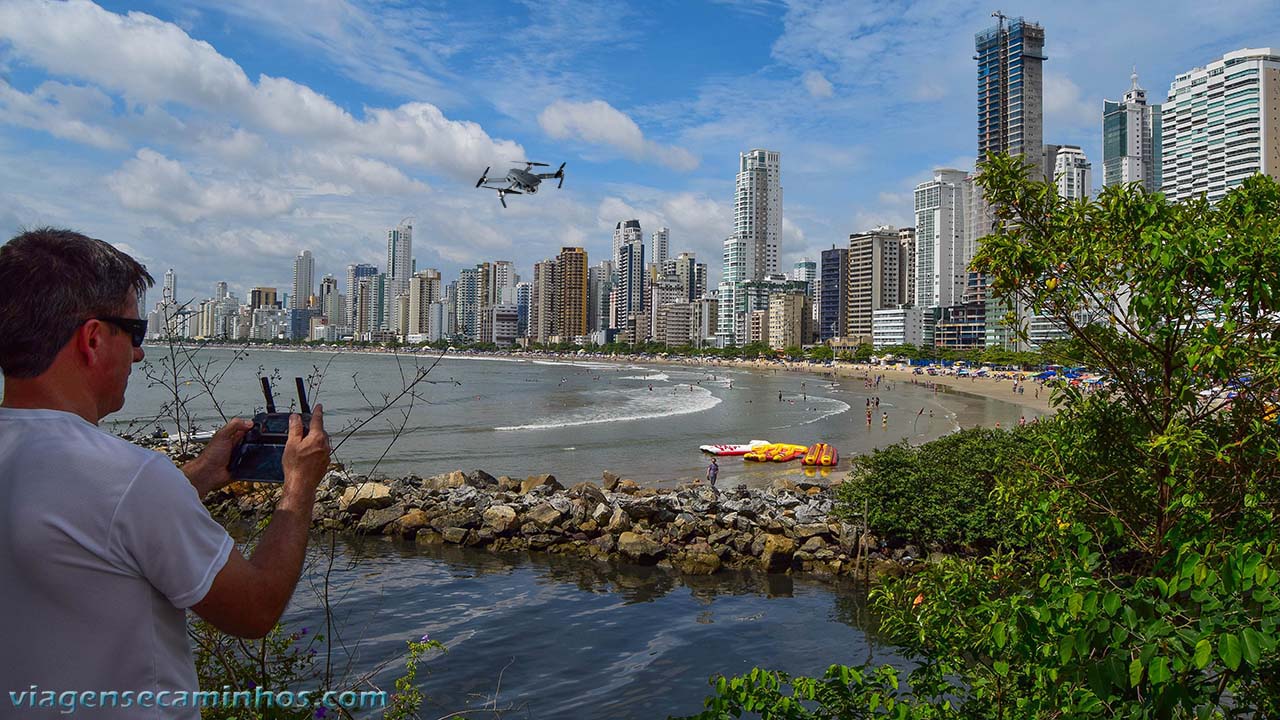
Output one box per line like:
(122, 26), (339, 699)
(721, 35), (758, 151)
(441, 527), (468, 544)
(465, 469), (498, 488)
(602, 471), (621, 491)
(355, 503), (405, 534)
(793, 522), (830, 540)
(497, 476), (522, 492)
(606, 506), (633, 533)
(570, 481), (608, 507)
(589, 502), (612, 524)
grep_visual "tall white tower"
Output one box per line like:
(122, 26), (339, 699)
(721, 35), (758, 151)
(292, 250), (314, 309)
(385, 220), (413, 328)
(735, 149), (782, 280)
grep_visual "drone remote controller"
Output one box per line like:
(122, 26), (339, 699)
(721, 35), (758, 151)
(227, 377), (311, 483)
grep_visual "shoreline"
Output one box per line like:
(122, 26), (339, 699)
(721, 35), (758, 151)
(150, 342), (1056, 419)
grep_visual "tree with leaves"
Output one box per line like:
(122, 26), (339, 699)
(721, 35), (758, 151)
(682, 155), (1280, 719)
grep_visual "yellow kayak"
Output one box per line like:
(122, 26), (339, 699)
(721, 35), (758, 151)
(745, 443), (808, 462)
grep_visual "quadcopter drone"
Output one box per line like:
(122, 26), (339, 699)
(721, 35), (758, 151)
(475, 161), (566, 208)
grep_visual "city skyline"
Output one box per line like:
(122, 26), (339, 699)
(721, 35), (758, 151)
(2, 1), (1279, 300)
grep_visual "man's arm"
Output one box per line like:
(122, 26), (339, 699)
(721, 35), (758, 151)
(191, 407), (329, 638)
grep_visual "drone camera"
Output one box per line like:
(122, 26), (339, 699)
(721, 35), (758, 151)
(227, 376), (311, 483)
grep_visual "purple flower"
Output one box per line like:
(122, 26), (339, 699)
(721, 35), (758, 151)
(247, 680), (256, 689)
(420, 634), (430, 642)
(301, 627), (309, 635)
(314, 707), (328, 719)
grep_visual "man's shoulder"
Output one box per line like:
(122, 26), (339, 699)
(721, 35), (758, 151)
(1, 408), (171, 478)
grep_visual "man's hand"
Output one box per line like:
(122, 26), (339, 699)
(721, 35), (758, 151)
(280, 404), (330, 506)
(181, 418), (254, 497)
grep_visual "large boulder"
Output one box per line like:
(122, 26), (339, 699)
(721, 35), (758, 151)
(569, 481), (608, 507)
(464, 469), (499, 488)
(759, 534), (796, 573)
(675, 545), (722, 575)
(421, 471), (467, 492)
(482, 505), (518, 534)
(520, 474), (564, 495)
(387, 509), (431, 538)
(526, 502), (564, 528)
(605, 505), (632, 533)
(339, 483), (393, 513)
(602, 471), (621, 492)
(617, 531), (666, 565)
(356, 503), (406, 535)
(497, 476), (522, 493)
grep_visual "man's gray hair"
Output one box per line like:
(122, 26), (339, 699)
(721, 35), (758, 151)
(0, 227), (154, 378)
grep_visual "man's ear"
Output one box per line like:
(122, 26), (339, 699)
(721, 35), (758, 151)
(75, 320), (105, 367)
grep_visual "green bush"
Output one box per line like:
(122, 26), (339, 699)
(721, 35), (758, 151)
(836, 428), (1032, 549)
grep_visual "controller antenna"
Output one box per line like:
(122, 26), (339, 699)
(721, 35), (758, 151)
(260, 377), (276, 413)
(295, 377), (311, 414)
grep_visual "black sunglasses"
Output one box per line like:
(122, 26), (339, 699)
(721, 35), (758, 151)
(94, 316), (149, 347)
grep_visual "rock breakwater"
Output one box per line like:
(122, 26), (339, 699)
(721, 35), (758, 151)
(208, 469), (906, 580)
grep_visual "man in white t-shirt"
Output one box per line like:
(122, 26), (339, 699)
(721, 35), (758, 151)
(0, 228), (331, 718)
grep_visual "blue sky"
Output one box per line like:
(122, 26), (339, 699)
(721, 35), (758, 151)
(2, 0), (1278, 303)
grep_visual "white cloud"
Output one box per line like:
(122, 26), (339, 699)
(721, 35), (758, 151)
(0, 0), (523, 181)
(802, 70), (834, 99)
(0, 79), (122, 149)
(540, 99), (698, 171)
(1043, 72), (1097, 135)
(107, 149), (295, 223)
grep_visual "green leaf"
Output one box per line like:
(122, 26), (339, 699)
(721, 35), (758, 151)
(1059, 635), (1074, 663)
(1129, 657), (1144, 688)
(992, 622), (1007, 649)
(1102, 592), (1121, 616)
(1194, 639), (1212, 669)
(1148, 656), (1171, 685)
(1219, 634), (1242, 672)
(993, 660), (1010, 677)
(1241, 628), (1263, 666)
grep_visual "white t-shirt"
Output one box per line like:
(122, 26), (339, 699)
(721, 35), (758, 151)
(0, 408), (233, 719)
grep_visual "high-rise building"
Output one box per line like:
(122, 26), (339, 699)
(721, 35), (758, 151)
(162, 268), (176, 304)
(407, 269), (441, 338)
(672, 252), (705, 302)
(914, 169), (971, 346)
(615, 239), (645, 330)
(1103, 71), (1163, 191)
(318, 275), (340, 323)
(587, 262), (612, 333)
(515, 281), (532, 339)
(291, 250), (315, 309)
(650, 227), (669, 269)
(529, 260), (557, 344)
(735, 149), (782, 280)
(976, 14), (1045, 164)
(456, 266), (483, 342)
(1162, 48), (1280, 203)
(249, 287), (277, 310)
(345, 263), (378, 327)
(1053, 145), (1092, 200)
(556, 247), (588, 339)
(214, 281), (228, 300)
(612, 220), (642, 272)
(897, 228), (916, 310)
(791, 258), (817, 296)
(385, 221), (413, 328)
(973, 14), (1045, 350)
(819, 247), (848, 342)
(488, 260), (515, 306)
(846, 227), (906, 343)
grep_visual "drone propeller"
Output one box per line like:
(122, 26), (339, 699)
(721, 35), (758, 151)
(556, 161), (566, 189)
(475, 167), (490, 188)
(515, 160), (549, 167)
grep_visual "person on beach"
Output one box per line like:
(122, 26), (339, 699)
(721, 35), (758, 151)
(706, 457), (719, 488)
(0, 228), (332, 715)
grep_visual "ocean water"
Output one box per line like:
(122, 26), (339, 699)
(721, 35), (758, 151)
(109, 347), (1037, 487)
